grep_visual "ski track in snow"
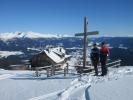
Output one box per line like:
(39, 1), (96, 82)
(85, 85), (91, 100)
(57, 76), (91, 100)
(58, 67), (133, 100)
(28, 89), (64, 100)
(27, 67), (133, 100)
(28, 76), (92, 100)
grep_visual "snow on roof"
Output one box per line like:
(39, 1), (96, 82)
(51, 47), (66, 55)
(43, 47), (70, 63)
(44, 50), (65, 63)
(65, 55), (71, 58)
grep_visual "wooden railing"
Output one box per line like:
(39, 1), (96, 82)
(106, 59), (121, 68)
(75, 59), (122, 74)
(35, 63), (69, 77)
(34, 59), (121, 76)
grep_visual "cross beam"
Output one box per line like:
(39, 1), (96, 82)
(75, 31), (99, 36)
(75, 16), (99, 68)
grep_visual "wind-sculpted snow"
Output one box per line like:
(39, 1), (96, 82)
(0, 66), (133, 100)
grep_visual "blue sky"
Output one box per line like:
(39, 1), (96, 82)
(0, 0), (133, 36)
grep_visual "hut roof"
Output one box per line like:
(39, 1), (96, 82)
(43, 47), (71, 64)
(44, 50), (65, 63)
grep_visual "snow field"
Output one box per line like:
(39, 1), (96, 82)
(0, 66), (133, 100)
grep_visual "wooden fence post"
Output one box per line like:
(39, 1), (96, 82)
(52, 65), (55, 75)
(64, 67), (67, 76)
(50, 67), (53, 76)
(51, 65), (55, 75)
(47, 68), (50, 77)
(66, 63), (69, 74)
(35, 67), (39, 77)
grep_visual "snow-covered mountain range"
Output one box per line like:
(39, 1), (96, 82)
(0, 33), (133, 67)
(0, 32), (72, 41)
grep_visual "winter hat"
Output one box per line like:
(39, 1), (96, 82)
(101, 41), (106, 46)
(93, 43), (97, 46)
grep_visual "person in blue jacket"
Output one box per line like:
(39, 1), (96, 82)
(90, 43), (100, 76)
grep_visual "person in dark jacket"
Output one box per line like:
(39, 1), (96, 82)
(100, 42), (110, 76)
(90, 43), (100, 76)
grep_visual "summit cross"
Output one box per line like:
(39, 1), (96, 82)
(75, 16), (99, 68)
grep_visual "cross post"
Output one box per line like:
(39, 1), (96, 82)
(83, 16), (88, 68)
(75, 16), (99, 69)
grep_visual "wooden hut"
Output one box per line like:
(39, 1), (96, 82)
(30, 47), (71, 69)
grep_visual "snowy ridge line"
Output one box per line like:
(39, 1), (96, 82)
(0, 31), (73, 41)
(0, 74), (14, 80)
(0, 51), (23, 58)
(28, 89), (64, 100)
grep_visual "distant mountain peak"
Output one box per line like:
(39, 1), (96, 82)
(0, 31), (72, 41)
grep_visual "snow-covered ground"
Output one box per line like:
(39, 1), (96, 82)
(0, 51), (23, 58)
(0, 66), (133, 100)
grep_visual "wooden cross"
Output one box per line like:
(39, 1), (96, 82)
(75, 16), (99, 68)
